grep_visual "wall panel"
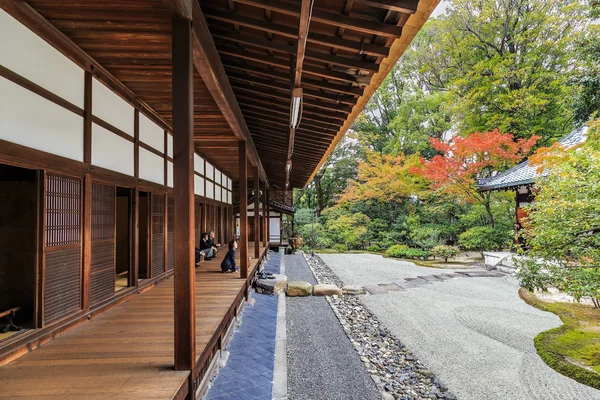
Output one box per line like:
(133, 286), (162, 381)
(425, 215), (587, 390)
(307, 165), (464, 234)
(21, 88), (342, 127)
(167, 161), (173, 188)
(92, 78), (134, 136)
(92, 123), (134, 176)
(0, 77), (84, 162)
(139, 114), (164, 152)
(194, 154), (204, 175)
(139, 148), (164, 185)
(194, 175), (204, 196)
(151, 194), (165, 278)
(90, 183), (115, 306)
(0, 10), (84, 107)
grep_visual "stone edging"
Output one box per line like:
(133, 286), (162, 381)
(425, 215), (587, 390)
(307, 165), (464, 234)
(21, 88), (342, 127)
(272, 259), (288, 400)
(301, 251), (456, 400)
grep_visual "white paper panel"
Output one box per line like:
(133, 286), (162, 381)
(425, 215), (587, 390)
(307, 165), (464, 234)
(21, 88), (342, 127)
(92, 78), (134, 136)
(139, 113), (164, 152)
(168, 161), (173, 188)
(0, 77), (84, 162)
(215, 186), (221, 202)
(206, 181), (214, 199)
(194, 175), (205, 196)
(194, 154), (205, 175)
(227, 178), (232, 190)
(206, 162), (214, 181)
(139, 148), (164, 185)
(92, 123), (134, 175)
(0, 10), (84, 108)
(215, 170), (221, 185)
(222, 188), (228, 203)
(167, 134), (173, 158)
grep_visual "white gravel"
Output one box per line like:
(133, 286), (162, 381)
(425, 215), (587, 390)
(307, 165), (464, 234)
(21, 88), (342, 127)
(319, 253), (600, 400)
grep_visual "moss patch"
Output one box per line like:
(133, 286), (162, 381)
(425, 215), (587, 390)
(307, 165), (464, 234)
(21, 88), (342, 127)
(520, 288), (600, 388)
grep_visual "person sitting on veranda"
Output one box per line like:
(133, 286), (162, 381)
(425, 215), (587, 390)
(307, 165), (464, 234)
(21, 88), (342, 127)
(220, 239), (239, 273)
(208, 230), (221, 253)
(199, 233), (215, 260)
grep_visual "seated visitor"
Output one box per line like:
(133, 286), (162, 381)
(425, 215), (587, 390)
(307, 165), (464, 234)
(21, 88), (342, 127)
(199, 232), (215, 260)
(208, 230), (221, 252)
(220, 239), (239, 273)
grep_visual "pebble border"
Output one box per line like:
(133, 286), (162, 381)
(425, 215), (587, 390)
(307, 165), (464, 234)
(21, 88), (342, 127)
(302, 252), (456, 400)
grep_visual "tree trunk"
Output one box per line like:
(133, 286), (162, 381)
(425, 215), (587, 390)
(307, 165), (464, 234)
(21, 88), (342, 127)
(314, 173), (323, 217)
(484, 192), (495, 229)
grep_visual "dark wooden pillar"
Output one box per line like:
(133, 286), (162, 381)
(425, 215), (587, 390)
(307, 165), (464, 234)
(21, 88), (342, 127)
(254, 168), (260, 259)
(82, 174), (92, 312)
(239, 141), (248, 278)
(266, 189), (270, 244)
(172, 15), (196, 372)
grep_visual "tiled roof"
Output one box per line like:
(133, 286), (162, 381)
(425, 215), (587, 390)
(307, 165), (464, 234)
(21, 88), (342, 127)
(477, 125), (589, 191)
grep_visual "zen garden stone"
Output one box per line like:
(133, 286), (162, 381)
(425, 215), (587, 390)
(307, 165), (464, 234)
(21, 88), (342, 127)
(313, 284), (343, 296)
(255, 274), (287, 295)
(286, 281), (313, 297)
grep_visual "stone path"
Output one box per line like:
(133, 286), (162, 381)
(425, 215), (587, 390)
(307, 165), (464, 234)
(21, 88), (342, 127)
(204, 253), (281, 400)
(319, 253), (600, 400)
(365, 270), (506, 295)
(285, 254), (380, 400)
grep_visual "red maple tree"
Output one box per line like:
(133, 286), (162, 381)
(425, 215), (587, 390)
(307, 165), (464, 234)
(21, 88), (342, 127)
(411, 129), (539, 227)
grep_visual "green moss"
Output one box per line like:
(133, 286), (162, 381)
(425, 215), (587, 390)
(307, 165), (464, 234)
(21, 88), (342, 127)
(520, 288), (600, 389)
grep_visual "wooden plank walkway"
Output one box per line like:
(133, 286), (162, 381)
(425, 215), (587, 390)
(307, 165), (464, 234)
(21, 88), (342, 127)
(0, 245), (266, 399)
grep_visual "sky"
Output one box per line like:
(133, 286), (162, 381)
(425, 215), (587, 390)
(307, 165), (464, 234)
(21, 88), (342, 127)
(431, 0), (448, 18)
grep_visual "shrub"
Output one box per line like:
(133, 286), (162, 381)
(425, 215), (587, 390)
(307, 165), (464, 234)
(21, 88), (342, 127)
(432, 245), (460, 263)
(409, 226), (441, 251)
(332, 243), (349, 253)
(386, 245), (430, 260)
(458, 226), (508, 257)
(367, 244), (382, 253)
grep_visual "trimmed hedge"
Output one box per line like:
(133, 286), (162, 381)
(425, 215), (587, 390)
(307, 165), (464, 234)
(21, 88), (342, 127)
(386, 245), (430, 261)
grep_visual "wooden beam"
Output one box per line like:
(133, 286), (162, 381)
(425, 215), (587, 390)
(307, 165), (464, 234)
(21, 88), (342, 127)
(262, 182), (268, 247)
(239, 141), (249, 278)
(204, 8), (390, 57)
(171, 15), (196, 372)
(295, 0), (313, 86)
(83, 72), (92, 164)
(160, 0), (193, 19)
(232, 0), (405, 37)
(352, 0), (419, 13)
(254, 167), (260, 259)
(191, 2), (268, 186)
(266, 188), (270, 244)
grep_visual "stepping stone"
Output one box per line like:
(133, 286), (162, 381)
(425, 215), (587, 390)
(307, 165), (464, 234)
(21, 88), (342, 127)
(401, 278), (431, 289)
(378, 283), (405, 292)
(432, 274), (453, 281)
(463, 271), (500, 278)
(255, 274), (287, 295)
(342, 285), (366, 295)
(419, 275), (444, 282)
(313, 284), (343, 296)
(364, 285), (388, 295)
(287, 281), (313, 297)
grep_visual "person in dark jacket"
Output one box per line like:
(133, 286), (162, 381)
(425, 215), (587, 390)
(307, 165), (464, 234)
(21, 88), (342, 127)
(220, 239), (239, 273)
(208, 230), (221, 252)
(199, 233), (214, 260)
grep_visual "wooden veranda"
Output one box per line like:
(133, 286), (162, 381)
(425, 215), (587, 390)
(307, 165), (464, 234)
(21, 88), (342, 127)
(0, 0), (438, 398)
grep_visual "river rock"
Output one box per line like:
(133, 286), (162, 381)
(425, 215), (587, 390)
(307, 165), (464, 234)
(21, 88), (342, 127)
(313, 284), (343, 296)
(286, 281), (313, 296)
(342, 285), (366, 295)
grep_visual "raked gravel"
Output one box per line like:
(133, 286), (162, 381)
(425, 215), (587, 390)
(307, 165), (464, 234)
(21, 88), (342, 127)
(319, 253), (600, 400)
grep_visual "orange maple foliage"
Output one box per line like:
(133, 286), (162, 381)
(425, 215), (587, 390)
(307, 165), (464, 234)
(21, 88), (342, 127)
(411, 129), (539, 201)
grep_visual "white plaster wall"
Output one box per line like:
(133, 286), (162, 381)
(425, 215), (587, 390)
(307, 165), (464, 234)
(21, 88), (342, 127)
(227, 178), (232, 190)
(215, 170), (222, 186)
(168, 161), (173, 188)
(194, 154), (204, 175)
(92, 78), (134, 136)
(195, 175), (204, 196)
(206, 181), (214, 199)
(139, 113), (164, 152)
(0, 10), (84, 108)
(270, 218), (281, 241)
(0, 77), (84, 161)
(222, 188), (227, 204)
(139, 148), (164, 185)
(167, 134), (173, 158)
(215, 186), (221, 202)
(92, 123), (134, 175)
(206, 162), (214, 181)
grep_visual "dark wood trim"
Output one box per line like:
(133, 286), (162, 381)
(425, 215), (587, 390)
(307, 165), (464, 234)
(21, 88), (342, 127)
(172, 14), (196, 373)
(0, 64), (83, 117)
(91, 116), (135, 143)
(164, 130), (169, 186)
(353, 0), (419, 13)
(254, 167), (260, 259)
(262, 183), (268, 248)
(134, 109), (140, 178)
(132, 188), (140, 286)
(83, 71), (92, 164)
(239, 140), (248, 278)
(139, 140), (165, 159)
(160, 0), (193, 19)
(35, 170), (46, 329)
(164, 193), (168, 274)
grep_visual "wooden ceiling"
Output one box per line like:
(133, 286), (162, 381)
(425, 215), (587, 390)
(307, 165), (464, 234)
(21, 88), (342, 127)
(199, 0), (419, 188)
(14, 0), (427, 189)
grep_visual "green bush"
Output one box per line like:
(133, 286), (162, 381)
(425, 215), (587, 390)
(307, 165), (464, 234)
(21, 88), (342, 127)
(409, 226), (441, 251)
(432, 245), (460, 263)
(367, 244), (382, 253)
(458, 226), (508, 257)
(386, 245), (430, 260)
(331, 243), (349, 253)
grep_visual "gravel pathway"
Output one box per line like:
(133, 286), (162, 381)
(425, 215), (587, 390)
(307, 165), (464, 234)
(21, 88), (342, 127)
(319, 253), (600, 400)
(285, 254), (380, 400)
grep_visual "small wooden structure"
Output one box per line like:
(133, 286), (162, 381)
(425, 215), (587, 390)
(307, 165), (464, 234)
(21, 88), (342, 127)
(0, 0), (438, 398)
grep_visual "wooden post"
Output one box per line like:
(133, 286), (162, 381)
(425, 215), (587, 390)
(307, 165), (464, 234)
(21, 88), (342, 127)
(254, 168), (260, 259)
(83, 72), (92, 165)
(262, 183), (267, 248)
(172, 15), (196, 372)
(82, 174), (92, 312)
(132, 188), (139, 286)
(239, 141), (248, 278)
(266, 189), (270, 244)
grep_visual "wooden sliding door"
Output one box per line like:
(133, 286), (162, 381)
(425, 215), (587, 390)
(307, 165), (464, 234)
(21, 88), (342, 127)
(151, 194), (165, 278)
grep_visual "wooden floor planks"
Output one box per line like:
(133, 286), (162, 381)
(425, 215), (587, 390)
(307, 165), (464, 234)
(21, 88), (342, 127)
(0, 245), (266, 399)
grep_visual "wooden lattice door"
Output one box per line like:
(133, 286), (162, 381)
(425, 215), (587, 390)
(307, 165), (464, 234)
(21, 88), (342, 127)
(151, 194), (165, 278)
(44, 175), (82, 324)
(90, 183), (115, 306)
